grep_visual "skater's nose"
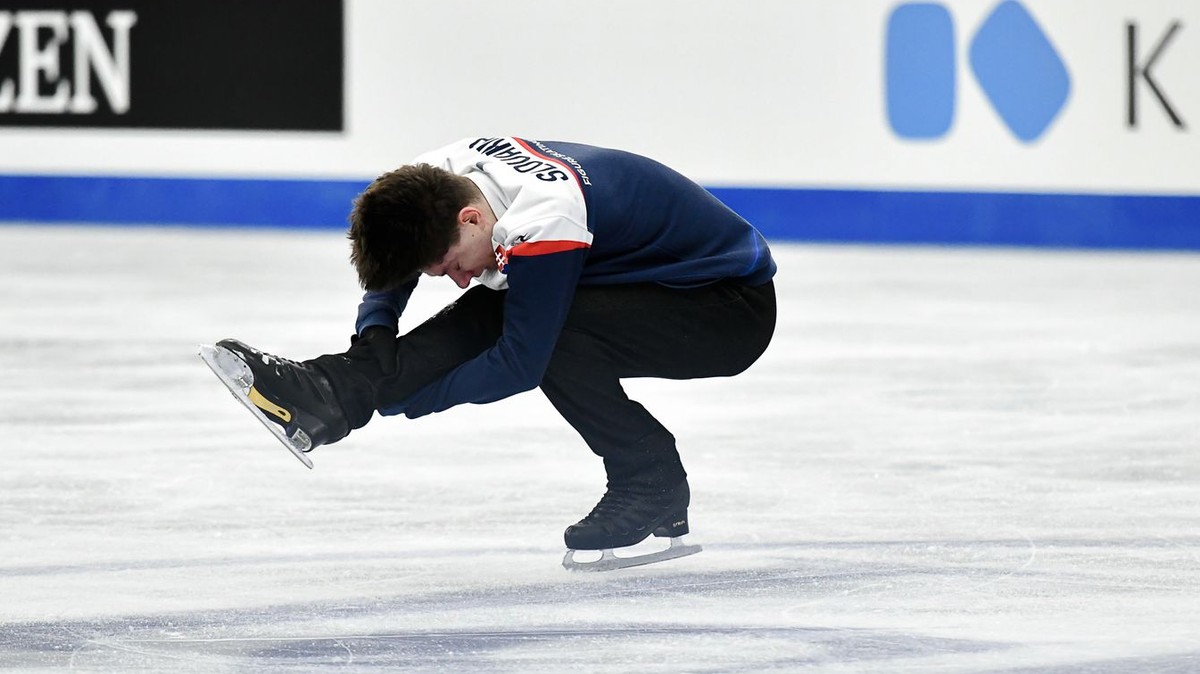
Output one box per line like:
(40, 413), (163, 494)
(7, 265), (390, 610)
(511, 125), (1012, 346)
(449, 269), (472, 288)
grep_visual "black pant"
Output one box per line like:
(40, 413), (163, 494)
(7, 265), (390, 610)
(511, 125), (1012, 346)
(333, 279), (776, 490)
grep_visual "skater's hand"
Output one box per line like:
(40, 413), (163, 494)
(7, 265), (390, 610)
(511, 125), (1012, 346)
(349, 326), (398, 375)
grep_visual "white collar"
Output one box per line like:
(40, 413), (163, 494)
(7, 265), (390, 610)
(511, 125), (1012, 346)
(465, 167), (508, 220)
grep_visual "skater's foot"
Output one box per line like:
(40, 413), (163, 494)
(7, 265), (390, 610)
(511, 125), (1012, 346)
(564, 479), (692, 551)
(213, 339), (351, 451)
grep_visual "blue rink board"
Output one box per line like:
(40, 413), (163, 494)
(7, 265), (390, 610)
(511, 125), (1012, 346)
(1, 174), (1198, 250)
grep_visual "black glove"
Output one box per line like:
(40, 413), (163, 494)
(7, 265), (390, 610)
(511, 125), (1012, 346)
(347, 326), (398, 376)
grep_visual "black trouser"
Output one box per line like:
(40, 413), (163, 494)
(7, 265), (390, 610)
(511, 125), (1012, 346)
(332, 279), (776, 491)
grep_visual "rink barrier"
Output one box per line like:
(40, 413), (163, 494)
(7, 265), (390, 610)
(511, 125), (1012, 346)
(1, 174), (1198, 250)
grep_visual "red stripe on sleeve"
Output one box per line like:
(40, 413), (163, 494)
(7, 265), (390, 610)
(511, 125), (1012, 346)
(508, 240), (591, 257)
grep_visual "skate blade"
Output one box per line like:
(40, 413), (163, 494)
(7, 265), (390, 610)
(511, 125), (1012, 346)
(562, 537), (702, 572)
(198, 344), (314, 469)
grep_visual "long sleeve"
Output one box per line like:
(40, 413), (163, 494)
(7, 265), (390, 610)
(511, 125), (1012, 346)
(354, 276), (419, 334)
(379, 245), (587, 418)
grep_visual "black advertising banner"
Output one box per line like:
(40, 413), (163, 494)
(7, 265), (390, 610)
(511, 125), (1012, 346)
(0, 0), (343, 130)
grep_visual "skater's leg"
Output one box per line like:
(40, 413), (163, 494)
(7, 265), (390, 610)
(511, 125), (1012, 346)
(541, 279), (776, 484)
(379, 284), (506, 399)
(540, 341), (684, 489)
(210, 285), (504, 454)
(543, 279), (775, 550)
(312, 285), (505, 430)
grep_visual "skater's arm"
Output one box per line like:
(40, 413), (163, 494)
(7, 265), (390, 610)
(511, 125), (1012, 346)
(384, 245), (587, 418)
(354, 276), (419, 335)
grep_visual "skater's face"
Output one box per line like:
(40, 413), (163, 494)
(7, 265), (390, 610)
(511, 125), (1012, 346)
(423, 203), (497, 289)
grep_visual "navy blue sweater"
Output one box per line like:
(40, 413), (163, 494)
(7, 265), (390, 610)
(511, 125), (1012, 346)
(355, 138), (776, 418)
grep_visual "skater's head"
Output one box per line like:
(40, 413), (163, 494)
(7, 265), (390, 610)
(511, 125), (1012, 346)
(348, 163), (488, 291)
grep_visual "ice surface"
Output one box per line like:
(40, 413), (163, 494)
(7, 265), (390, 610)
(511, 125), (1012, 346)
(1, 224), (1198, 672)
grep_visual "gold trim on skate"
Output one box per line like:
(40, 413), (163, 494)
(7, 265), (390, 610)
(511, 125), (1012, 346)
(249, 387), (292, 423)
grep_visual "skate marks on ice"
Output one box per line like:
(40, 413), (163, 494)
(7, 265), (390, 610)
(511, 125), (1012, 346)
(0, 623), (1003, 666)
(0, 563), (1014, 672)
(7, 625), (1009, 673)
(7, 619), (1199, 674)
(3, 535), (1198, 672)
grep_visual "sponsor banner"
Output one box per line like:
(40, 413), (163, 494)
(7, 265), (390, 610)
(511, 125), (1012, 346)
(0, 0), (1194, 188)
(872, 0), (1197, 194)
(885, 0), (1190, 145)
(0, 1), (1196, 249)
(0, 0), (342, 130)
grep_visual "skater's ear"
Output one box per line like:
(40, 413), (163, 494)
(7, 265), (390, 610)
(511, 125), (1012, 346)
(458, 204), (491, 230)
(457, 182), (497, 232)
(458, 205), (478, 228)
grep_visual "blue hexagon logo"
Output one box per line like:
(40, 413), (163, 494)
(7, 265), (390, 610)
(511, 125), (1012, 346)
(886, 0), (1072, 143)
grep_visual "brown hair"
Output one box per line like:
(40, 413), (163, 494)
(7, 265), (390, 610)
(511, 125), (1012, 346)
(347, 163), (477, 291)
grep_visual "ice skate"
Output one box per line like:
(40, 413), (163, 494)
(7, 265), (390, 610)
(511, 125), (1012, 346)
(198, 339), (350, 469)
(562, 479), (702, 572)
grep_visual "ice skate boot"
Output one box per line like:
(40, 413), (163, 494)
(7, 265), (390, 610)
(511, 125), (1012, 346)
(198, 339), (350, 468)
(562, 479), (702, 572)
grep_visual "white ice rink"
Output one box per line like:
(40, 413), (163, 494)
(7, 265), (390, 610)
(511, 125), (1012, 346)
(1, 224), (1198, 673)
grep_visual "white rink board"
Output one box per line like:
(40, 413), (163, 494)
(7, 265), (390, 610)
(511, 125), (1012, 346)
(1, 0), (1197, 194)
(1, 226), (1198, 672)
